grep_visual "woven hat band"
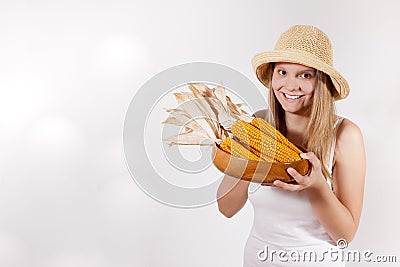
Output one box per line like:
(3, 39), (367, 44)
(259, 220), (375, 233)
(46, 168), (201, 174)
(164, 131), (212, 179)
(274, 25), (333, 66)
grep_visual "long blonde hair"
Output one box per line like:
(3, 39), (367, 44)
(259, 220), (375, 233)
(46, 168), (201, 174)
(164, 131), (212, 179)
(264, 63), (337, 180)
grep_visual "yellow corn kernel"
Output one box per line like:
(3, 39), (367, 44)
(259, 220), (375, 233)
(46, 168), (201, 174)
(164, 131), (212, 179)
(231, 120), (301, 162)
(251, 117), (303, 154)
(218, 137), (261, 161)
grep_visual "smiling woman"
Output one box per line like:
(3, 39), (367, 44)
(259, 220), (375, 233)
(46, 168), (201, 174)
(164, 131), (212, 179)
(216, 25), (366, 267)
(271, 63), (317, 115)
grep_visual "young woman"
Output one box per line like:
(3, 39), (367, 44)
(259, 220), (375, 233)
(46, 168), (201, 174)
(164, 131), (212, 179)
(217, 25), (366, 266)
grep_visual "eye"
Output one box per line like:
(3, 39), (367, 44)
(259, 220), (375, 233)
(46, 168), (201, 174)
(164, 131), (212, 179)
(300, 72), (313, 79)
(277, 69), (286, 75)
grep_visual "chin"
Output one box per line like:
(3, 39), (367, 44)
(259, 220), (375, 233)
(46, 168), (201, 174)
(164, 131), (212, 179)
(284, 107), (311, 116)
(279, 103), (307, 114)
(283, 107), (301, 113)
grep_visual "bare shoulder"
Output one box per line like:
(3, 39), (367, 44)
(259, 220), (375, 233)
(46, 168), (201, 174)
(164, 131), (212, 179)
(334, 118), (366, 177)
(336, 118), (364, 150)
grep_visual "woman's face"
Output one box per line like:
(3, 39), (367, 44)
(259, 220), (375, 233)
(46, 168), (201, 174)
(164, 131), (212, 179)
(271, 62), (317, 116)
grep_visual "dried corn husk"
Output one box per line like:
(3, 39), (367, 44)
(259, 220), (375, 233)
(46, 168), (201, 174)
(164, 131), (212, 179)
(163, 83), (252, 146)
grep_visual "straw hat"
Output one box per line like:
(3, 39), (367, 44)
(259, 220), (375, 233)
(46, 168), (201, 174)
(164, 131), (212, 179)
(252, 25), (349, 100)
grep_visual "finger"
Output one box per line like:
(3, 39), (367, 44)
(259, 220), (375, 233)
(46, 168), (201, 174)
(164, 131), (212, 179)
(261, 182), (274, 186)
(273, 180), (304, 191)
(299, 151), (314, 160)
(287, 167), (305, 184)
(300, 152), (320, 168)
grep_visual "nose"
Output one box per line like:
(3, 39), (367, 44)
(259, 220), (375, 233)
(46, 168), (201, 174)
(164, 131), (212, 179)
(283, 76), (300, 92)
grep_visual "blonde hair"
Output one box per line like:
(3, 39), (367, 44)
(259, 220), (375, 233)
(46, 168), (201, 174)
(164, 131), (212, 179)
(264, 63), (337, 180)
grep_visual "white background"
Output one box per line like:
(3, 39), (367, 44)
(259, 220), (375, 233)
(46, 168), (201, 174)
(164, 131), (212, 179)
(1, 0), (400, 266)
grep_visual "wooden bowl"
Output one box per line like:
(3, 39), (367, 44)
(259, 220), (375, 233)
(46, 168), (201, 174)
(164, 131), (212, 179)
(212, 143), (310, 184)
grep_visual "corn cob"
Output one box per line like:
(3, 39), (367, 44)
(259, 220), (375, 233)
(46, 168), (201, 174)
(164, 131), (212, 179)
(240, 139), (276, 162)
(231, 120), (301, 162)
(227, 136), (276, 162)
(218, 137), (261, 161)
(251, 117), (303, 155)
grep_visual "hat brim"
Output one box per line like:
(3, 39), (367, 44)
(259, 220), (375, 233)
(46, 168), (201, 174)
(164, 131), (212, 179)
(252, 50), (349, 100)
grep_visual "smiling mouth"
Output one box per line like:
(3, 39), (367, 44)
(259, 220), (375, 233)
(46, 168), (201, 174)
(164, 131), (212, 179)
(283, 93), (304, 100)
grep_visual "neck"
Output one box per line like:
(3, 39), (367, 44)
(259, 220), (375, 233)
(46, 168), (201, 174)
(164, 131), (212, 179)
(284, 112), (310, 147)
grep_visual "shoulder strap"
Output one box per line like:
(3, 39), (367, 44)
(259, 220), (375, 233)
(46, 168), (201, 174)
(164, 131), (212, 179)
(328, 117), (345, 174)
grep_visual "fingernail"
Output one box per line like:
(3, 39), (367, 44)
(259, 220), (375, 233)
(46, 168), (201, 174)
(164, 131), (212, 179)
(287, 168), (295, 174)
(300, 153), (307, 158)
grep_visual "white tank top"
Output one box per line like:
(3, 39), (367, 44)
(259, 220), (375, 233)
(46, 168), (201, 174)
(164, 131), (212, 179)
(243, 117), (345, 267)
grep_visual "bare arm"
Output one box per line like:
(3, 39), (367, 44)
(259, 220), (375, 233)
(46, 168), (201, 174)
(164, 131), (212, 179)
(217, 175), (250, 218)
(309, 119), (366, 242)
(216, 110), (265, 218)
(274, 119), (366, 243)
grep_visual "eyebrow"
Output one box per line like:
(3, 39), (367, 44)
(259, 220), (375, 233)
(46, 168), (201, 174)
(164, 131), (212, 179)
(275, 66), (316, 73)
(300, 68), (316, 72)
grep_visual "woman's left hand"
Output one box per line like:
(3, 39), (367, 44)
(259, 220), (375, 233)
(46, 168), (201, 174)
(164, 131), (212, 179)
(273, 152), (326, 191)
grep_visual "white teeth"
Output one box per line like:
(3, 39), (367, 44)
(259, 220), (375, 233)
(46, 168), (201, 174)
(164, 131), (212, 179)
(284, 93), (302, 99)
